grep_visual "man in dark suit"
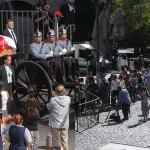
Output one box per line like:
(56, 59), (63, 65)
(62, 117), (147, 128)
(0, 0), (10, 34)
(3, 19), (20, 52)
(60, 0), (75, 27)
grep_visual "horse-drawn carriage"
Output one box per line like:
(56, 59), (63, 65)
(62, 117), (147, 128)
(0, 35), (74, 117)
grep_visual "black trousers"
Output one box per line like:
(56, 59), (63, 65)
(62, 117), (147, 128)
(122, 103), (130, 119)
(64, 57), (73, 77)
(111, 90), (119, 106)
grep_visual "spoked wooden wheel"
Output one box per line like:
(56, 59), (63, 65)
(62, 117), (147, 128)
(13, 61), (52, 117)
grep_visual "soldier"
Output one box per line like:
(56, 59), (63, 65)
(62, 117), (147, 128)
(58, 28), (74, 82)
(30, 31), (55, 81)
(29, 31), (50, 61)
(45, 30), (64, 84)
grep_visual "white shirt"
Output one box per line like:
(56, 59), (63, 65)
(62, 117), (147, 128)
(121, 58), (128, 66)
(1, 91), (9, 110)
(129, 60), (134, 70)
(5, 66), (12, 83)
(111, 80), (120, 92)
(47, 95), (71, 129)
(68, 3), (74, 12)
(7, 28), (17, 43)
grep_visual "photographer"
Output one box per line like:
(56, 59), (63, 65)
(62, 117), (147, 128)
(46, 85), (71, 150)
(117, 86), (131, 121)
(86, 77), (99, 110)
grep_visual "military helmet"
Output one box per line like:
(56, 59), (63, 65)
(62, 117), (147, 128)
(47, 30), (55, 38)
(59, 29), (67, 35)
(34, 31), (42, 37)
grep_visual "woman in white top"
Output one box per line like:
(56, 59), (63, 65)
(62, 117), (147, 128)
(0, 80), (9, 117)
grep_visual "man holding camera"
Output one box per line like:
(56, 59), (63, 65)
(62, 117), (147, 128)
(47, 85), (71, 150)
(118, 86), (131, 121)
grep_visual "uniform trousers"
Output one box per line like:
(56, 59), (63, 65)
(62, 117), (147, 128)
(53, 59), (64, 83)
(50, 126), (68, 150)
(29, 131), (39, 150)
(64, 57), (73, 77)
(122, 103), (130, 119)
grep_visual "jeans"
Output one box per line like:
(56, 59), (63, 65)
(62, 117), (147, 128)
(122, 103), (130, 119)
(2, 109), (8, 117)
(29, 131), (39, 150)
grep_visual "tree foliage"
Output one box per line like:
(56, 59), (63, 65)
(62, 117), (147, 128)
(99, 0), (150, 46)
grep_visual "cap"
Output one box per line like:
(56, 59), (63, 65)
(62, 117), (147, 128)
(55, 11), (64, 18)
(47, 30), (55, 38)
(60, 29), (67, 35)
(34, 31), (42, 37)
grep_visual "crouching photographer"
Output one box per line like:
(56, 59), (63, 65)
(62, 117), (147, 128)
(117, 86), (132, 121)
(86, 77), (99, 110)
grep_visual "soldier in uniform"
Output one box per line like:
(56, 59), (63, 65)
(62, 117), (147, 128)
(45, 30), (64, 84)
(58, 29), (74, 82)
(29, 31), (50, 61)
(29, 31), (54, 80)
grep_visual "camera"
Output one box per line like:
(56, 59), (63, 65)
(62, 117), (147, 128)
(79, 78), (84, 83)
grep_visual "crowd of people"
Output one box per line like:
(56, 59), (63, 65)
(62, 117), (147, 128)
(0, 1), (75, 149)
(75, 58), (150, 123)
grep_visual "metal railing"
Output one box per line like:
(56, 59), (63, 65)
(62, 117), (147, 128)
(0, 10), (75, 54)
(75, 91), (100, 133)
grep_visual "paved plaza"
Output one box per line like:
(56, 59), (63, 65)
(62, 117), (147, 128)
(76, 101), (150, 150)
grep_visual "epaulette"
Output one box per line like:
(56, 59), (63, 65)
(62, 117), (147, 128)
(55, 40), (59, 43)
(30, 43), (36, 46)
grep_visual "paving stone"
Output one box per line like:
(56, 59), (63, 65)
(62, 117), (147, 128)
(76, 101), (150, 150)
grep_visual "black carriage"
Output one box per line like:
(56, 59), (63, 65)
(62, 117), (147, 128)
(0, 53), (58, 117)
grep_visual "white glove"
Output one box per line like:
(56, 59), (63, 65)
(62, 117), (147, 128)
(62, 48), (67, 54)
(46, 53), (53, 58)
(50, 51), (53, 55)
(71, 47), (75, 51)
(59, 52), (62, 55)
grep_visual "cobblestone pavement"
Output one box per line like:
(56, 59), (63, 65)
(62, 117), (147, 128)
(5, 117), (75, 150)
(76, 101), (150, 150)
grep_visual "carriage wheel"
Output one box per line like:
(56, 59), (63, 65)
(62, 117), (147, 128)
(13, 61), (52, 117)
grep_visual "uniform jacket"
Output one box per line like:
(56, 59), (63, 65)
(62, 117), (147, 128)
(45, 41), (63, 57)
(29, 42), (50, 61)
(57, 39), (72, 54)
